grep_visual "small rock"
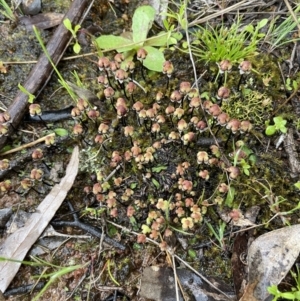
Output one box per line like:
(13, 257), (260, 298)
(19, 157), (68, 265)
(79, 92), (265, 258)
(0, 208), (12, 228)
(20, 0), (41, 15)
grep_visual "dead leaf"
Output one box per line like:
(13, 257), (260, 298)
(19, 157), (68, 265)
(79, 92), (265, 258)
(240, 225), (300, 301)
(19, 13), (64, 30)
(0, 146), (79, 293)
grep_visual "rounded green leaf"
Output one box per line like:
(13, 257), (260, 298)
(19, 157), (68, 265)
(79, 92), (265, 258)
(265, 125), (276, 136)
(54, 128), (69, 137)
(132, 5), (156, 44)
(143, 46), (165, 72)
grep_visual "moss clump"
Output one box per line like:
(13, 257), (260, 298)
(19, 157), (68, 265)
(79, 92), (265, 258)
(221, 88), (273, 126)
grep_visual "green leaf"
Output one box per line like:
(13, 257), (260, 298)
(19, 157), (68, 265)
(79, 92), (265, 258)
(74, 24), (81, 33)
(54, 128), (68, 137)
(152, 178), (160, 188)
(130, 182), (138, 189)
(225, 186), (235, 207)
(265, 125), (276, 136)
(18, 83), (35, 103)
(73, 42), (81, 54)
(141, 224), (151, 234)
(63, 18), (72, 31)
(143, 46), (165, 72)
(294, 182), (300, 189)
(188, 249), (197, 259)
(151, 165), (167, 172)
(95, 35), (134, 52)
(132, 5), (156, 44)
(279, 125), (287, 133)
(257, 18), (268, 30)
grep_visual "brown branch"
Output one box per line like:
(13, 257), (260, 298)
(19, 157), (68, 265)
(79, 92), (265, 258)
(0, 0), (90, 151)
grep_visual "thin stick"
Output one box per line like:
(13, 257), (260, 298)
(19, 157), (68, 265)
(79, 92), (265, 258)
(0, 133), (55, 156)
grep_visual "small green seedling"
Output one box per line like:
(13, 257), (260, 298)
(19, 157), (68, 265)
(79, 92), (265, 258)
(95, 5), (182, 72)
(63, 18), (81, 54)
(268, 266), (300, 300)
(18, 83), (35, 103)
(285, 77), (298, 91)
(186, 18), (268, 63)
(265, 116), (287, 136)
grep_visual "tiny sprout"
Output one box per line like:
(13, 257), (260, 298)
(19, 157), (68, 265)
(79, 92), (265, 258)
(195, 120), (208, 133)
(107, 198), (117, 208)
(174, 108), (185, 119)
(93, 183), (102, 194)
(151, 123), (160, 134)
(114, 177), (122, 186)
(179, 81), (191, 95)
(218, 60), (232, 73)
(191, 211), (202, 223)
(162, 61), (174, 77)
(226, 166), (240, 179)
(197, 151), (209, 164)
(0, 159), (10, 170)
(169, 131), (180, 140)
(199, 170), (209, 180)
(0, 124), (9, 136)
(226, 119), (241, 134)
(124, 125), (134, 137)
(114, 53), (124, 63)
(137, 48), (148, 61)
(104, 87), (115, 99)
(208, 104), (222, 118)
(20, 178), (32, 190)
(127, 205), (135, 217)
(146, 108), (156, 120)
(124, 61), (135, 73)
(229, 209), (242, 221)
(115, 69), (128, 83)
(155, 91), (164, 103)
(181, 217), (194, 230)
(185, 197), (194, 207)
(218, 183), (229, 193)
(110, 208), (118, 217)
(45, 134), (55, 146)
(188, 88), (199, 99)
(239, 60), (252, 74)
(137, 234), (147, 243)
(170, 90), (182, 103)
(217, 86), (230, 99)
(132, 101), (144, 112)
(29, 104), (42, 116)
(126, 81), (136, 94)
(30, 168), (43, 181)
(77, 99), (89, 111)
(189, 97), (201, 109)
(210, 145), (220, 157)
(0, 180), (12, 192)
(159, 241), (168, 251)
(240, 120), (253, 133)
(177, 119), (188, 132)
(217, 112), (230, 126)
(203, 100), (213, 112)
(97, 75), (109, 86)
(116, 105), (128, 118)
(87, 109), (100, 120)
(71, 107), (81, 119)
(94, 134), (104, 144)
(32, 148), (43, 160)
(181, 132), (195, 145)
(165, 105), (175, 116)
(73, 124), (83, 136)
(181, 179), (193, 192)
(97, 56), (111, 71)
